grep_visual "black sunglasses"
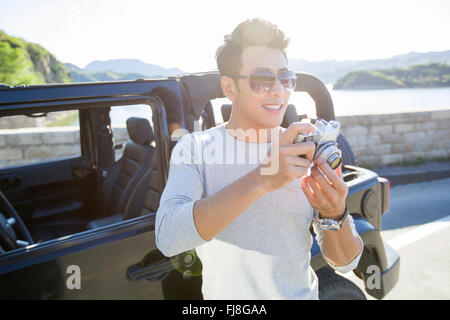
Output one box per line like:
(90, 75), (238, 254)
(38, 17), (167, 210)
(228, 69), (297, 95)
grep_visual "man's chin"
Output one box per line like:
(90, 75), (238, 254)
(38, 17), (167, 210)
(259, 117), (284, 129)
(242, 111), (285, 129)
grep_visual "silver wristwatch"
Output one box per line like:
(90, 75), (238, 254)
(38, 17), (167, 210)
(315, 204), (349, 231)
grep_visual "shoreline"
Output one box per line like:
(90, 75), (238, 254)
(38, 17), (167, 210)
(333, 105), (450, 117)
(334, 85), (450, 91)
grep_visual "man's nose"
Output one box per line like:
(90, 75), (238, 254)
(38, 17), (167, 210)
(269, 78), (284, 97)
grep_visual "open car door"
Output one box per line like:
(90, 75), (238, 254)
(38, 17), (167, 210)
(0, 80), (198, 299)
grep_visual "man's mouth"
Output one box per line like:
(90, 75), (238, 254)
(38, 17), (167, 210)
(262, 104), (283, 111)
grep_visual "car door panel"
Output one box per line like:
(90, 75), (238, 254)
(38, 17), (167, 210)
(0, 79), (196, 299)
(0, 156), (93, 224)
(0, 214), (168, 299)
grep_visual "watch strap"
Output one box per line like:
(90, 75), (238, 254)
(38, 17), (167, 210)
(316, 203), (349, 230)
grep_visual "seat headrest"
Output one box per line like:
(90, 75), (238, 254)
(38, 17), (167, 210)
(281, 104), (299, 128)
(126, 117), (154, 145)
(221, 104), (232, 122)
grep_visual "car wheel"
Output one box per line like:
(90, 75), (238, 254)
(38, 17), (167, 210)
(317, 267), (367, 300)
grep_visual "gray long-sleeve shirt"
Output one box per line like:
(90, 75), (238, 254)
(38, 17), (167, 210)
(155, 123), (362, 300)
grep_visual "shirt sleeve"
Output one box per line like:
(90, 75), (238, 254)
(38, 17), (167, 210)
(155, 134), (211, 257)
(312, 213), (364, 274)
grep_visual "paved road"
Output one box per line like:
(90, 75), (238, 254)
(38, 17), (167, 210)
(341, 177), (450, 300)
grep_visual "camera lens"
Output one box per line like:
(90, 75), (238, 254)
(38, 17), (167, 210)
(316, 142), (342, 170)
(329, 155), (342, 170)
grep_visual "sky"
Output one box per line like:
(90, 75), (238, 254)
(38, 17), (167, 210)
(1, 0), (449, 73)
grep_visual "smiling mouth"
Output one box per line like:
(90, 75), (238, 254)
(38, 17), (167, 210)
(262, 104), (283, 111)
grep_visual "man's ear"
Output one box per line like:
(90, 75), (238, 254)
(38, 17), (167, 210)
(220, 76), (238, 102)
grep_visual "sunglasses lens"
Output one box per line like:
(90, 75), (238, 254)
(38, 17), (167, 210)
(279, 71), (297, 91)
(247, 70), (296, 94)
(249, 72), (276, 94)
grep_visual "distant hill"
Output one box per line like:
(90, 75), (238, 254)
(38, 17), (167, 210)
(333, 63), (450, 90)
(2, 29), (449, 88)
(289, 51), (450, 84)
(66, 63), (148, 82)
(84, 59), (184, 77)
(80, 51), (450, 84)
(0, 30), (71, 86)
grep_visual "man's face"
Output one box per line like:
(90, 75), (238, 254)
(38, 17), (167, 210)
(232, 46), (292, 129)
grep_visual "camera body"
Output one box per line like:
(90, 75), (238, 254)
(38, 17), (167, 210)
(295, 119), (342, 169)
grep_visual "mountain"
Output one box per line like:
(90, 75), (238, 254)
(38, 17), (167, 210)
(67, 58), (185, 83)
(84, 59), (184, 77)
(81, 51), (450, 84)
(1, 29), (448, 88)
(289, 50), (450, 84)
(333, 63), (450, 90)
(0, 30), (71, 86)
(66, 63), (147, 82)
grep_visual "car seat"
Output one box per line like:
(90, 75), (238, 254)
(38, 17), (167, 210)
(87, 117), (155, 229)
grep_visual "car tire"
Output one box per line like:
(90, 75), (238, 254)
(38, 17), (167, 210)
(337, 133), (357, 167)
(317, 267), (367, 300)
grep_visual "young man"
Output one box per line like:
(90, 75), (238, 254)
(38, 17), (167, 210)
(155, 19), (363, 299)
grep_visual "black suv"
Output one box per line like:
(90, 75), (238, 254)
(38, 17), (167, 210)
(0, 72), (399, 299)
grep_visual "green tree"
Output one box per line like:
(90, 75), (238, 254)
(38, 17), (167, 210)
(0, 40), (44, 85)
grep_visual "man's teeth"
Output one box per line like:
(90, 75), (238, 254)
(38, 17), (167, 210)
(263, 105), (282, 110)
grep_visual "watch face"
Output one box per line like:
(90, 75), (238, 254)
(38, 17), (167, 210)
(319, 220), (341, 230)
(316, 204), (348, 230)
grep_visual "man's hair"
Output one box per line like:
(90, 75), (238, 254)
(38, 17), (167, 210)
(215, 18), (290, 77)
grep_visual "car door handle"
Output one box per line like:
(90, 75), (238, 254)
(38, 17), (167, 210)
(71, 157), (94, 179)
(127, 258), (178, 282)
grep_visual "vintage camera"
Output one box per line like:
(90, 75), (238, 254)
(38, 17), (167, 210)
(294, 119), (342, 169)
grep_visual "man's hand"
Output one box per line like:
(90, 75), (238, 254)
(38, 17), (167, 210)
(301, 158), (362, 268)
(190, 122), (317, 242)
(259, 122), (317, 192)
(300, 158), (348, 219)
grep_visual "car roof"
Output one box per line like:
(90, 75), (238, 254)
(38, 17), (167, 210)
(0, 71), (335, 121)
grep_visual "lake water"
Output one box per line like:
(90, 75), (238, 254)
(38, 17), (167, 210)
(211, 86), (450, 122)
(109, 86), (450, 126)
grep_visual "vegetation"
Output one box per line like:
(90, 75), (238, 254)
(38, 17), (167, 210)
(333, 63), (450, 90)
(45, 112), (79, 127)
(395, 156), (429, 167)
(290, 50), (450, 84)
(0, 30), (71, 86)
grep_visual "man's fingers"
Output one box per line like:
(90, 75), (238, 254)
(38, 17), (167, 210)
(302, 176), (327, 205)
(279, 122), (317, 145)
(287, 155), (313, 168)
(290, 165), (309, 179)
(310, 167), (337, 202)
(280, 142), (316, 161)
(315, 159), (348, 195)
(301, 178), (316, 204)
